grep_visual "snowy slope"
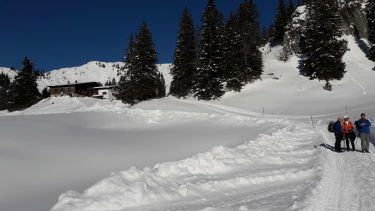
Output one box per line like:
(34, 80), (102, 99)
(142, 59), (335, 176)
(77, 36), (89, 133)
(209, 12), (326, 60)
(138, 35), (375, 117)
(223, 35), (375, 116)
(2, 35), (375, 211)
(37, 62), (172, 92)
(49, 35), (375, 211)
(1, 62), (171, 92)
(0, 67), (17, 80)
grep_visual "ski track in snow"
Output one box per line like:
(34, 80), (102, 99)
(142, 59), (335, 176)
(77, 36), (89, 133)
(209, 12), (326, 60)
(297, 121), (375, 211)
(315, 125), (360, 211)
(169, 102), (373, 211)
(347, 72), (367, 96)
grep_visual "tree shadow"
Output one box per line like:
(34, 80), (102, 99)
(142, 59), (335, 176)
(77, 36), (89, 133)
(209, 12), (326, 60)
(354, 28), (370, 56)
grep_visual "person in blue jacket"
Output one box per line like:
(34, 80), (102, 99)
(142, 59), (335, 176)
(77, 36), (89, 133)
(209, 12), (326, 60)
(356, 113), (372, 153)
(334, 117), (344, 153)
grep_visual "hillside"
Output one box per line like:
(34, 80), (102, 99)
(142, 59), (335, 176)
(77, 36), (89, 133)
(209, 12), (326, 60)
(0, 67), (17, 80)
(1, 34), (375, 211)
(37, 62), (172, 92)
(0, 62), (171, 92)
(137, 35), (375, 117)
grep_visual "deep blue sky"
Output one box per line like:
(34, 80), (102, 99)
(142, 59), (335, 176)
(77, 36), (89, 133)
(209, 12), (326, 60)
(0, 0), (293, 71)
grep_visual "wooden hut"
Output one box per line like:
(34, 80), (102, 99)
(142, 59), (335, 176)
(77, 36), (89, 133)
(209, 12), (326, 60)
(48, 82), (100, 97)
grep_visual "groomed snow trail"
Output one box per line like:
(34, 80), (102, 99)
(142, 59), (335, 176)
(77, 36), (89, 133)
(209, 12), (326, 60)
(294, 121), (375, 211)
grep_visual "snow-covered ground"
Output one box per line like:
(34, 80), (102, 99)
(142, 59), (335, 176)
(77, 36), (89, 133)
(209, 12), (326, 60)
(0, 97), (270, 211)
(2, 35), (375, 211)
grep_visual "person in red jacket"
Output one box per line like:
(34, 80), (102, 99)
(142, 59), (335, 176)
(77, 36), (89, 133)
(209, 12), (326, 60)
(342, 116), (356, 151)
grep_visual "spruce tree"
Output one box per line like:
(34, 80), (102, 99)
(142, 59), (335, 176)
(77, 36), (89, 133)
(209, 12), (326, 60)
(170, 8), (196, 98)
(237, 0), (263, 82)
(223, 12), (246, 92)
(118, 34), (137, 104)
(367, 0), (375, 61)
(111, 78), (116, 85)
(296, 0), (302, 7)
(41, 87), (50, 99)
(117, 23), (166, 105)
(287, 0), (295, 18)
(194, 0), (225, 100)
(0, 72), (10, 110)
(156, 72), (166, 97)
(300, 0), (346, 90)
(260, 26), (269, 46)
(270, 0), (288, 45)
(7, 57), (41, 111)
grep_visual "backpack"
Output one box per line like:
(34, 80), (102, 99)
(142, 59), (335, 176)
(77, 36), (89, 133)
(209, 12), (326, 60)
(328, 121), (336, 133)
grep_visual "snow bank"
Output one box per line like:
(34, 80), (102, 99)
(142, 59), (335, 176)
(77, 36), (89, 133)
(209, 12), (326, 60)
(51, 120), (319, 211)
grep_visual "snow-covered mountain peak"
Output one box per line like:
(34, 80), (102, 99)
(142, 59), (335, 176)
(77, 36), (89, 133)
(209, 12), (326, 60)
(0, 67), (17, 80)
(37, 61), (172, 91)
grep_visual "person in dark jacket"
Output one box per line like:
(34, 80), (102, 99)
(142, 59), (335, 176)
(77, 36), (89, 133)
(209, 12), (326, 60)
(334, 117), (344, 153)
(357, 113), (372, 153)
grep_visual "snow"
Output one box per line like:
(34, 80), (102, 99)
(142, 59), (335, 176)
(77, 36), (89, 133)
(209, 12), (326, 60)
(52, 119), (320, 211)
(0, 67), (17, 80)
(2, 35), (375, 211)
(0, 97), (268, 211)
(36, 61), (171, 92)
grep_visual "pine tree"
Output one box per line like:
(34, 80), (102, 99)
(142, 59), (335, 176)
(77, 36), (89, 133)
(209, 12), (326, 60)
(367, 0), (375, 61)
(287, 0), (295, 18)
(117, 23), (166, 105)
(156, 72), (166, 97)
(270, 0), (288, 45)
(260, 26), (269, 46)
(117, 34), (137, 104)
(300, 0), (346, 90)
(194, 0), (225, 100)
(111, 78), (116, 85)
(237, 0), (263, 82)
(223, 12), (246, 92)
(41, 87), (50, 99)
(7, 57), (41, 111)
(296, 0), (302, 7)
(0, 72), (10, 110)
(170, 8), (196, 98)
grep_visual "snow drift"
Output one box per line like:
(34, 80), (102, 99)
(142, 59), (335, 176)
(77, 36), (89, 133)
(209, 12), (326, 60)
(2, 34), (375, 211)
